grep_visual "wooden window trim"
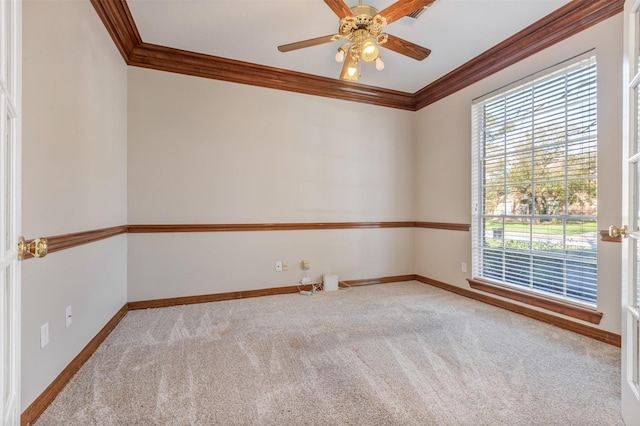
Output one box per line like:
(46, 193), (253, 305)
(467, 278), (603, 324)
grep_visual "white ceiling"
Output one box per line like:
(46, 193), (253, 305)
(127, 0), (573, 93)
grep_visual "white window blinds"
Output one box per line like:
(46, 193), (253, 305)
(471, 52), (597, 306)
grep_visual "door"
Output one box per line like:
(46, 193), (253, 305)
(0, 0), (20, 424)
(622, 0), (640, 423)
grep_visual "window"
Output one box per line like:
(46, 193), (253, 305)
(471, 52), (597, 306)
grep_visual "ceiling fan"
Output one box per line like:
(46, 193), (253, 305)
(278, 0), (435, 82)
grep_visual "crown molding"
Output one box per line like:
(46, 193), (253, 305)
(413, 0), (624, 109)
(89, 0), (415, 110)
(128, 42), (417, 110)
(90, 0), (622, 111)
(90, 0), (141, 62)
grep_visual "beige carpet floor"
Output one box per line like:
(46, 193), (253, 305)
(35, 281), (622, 425)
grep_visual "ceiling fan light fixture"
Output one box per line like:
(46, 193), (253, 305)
(360, 38), (379, 62)
(277, 1), (432, 83)
(340, 47), (359, 81)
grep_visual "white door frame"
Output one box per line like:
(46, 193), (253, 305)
(0, 0), (21, 424)
(621, 0), (640, 423)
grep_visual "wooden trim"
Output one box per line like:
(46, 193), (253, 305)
(467, 278), (602, 324)
(128, 43), (416, 111)
(414, 0), (623, 109)
(415, 222), (470, 232)
(339, 274), (417, 287)
(89, 0), (141, 62)
(128, 285), (305, 310)
(127, 222), (416, 233)
(20, 221), (469, 257)
(128, 275), (414, 310)
(22, 226), (128, 260)
(600, 230), (622, 242)
(90, 0), (415, 111)
(125, 275), (621, 345)
(20, 304), (129, 426)
(46, 226), (128, 253)
(415, 275), (619, 346)
(90, 0), (622, 111)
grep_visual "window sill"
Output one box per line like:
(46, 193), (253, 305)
(467, 278), (603, 324)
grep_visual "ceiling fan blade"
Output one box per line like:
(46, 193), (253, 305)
(278, 35), (337, 53)
(382, 34), (431, 61)
(379, 0), (437, 25)
(324, 0), (354, 19)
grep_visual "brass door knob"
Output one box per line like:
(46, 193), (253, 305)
(609, 225), (628, 239)
(18, 237), (48, 260)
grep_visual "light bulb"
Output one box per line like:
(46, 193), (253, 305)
(375, 57), (385, 71)
(361, 39), (379, 62)
(340, 46), (359, 81)
(335, 49), (345, 63)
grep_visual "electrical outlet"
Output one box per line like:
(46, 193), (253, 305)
(282, 261), (288, 271)
(40, 322), (49, 348)
(461, 262), (467, 273)
(66, 305), (72, 327)
(275, 261), (283, 272)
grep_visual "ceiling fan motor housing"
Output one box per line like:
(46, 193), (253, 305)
(339, 5), (387, 40)
(351, 4), (378, 17)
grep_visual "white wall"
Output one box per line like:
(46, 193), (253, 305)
(128, 229), (414, 301)
(21, 0), (128, 411)
(414, 15), (623, 334)
(127, 68), (416, 300)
